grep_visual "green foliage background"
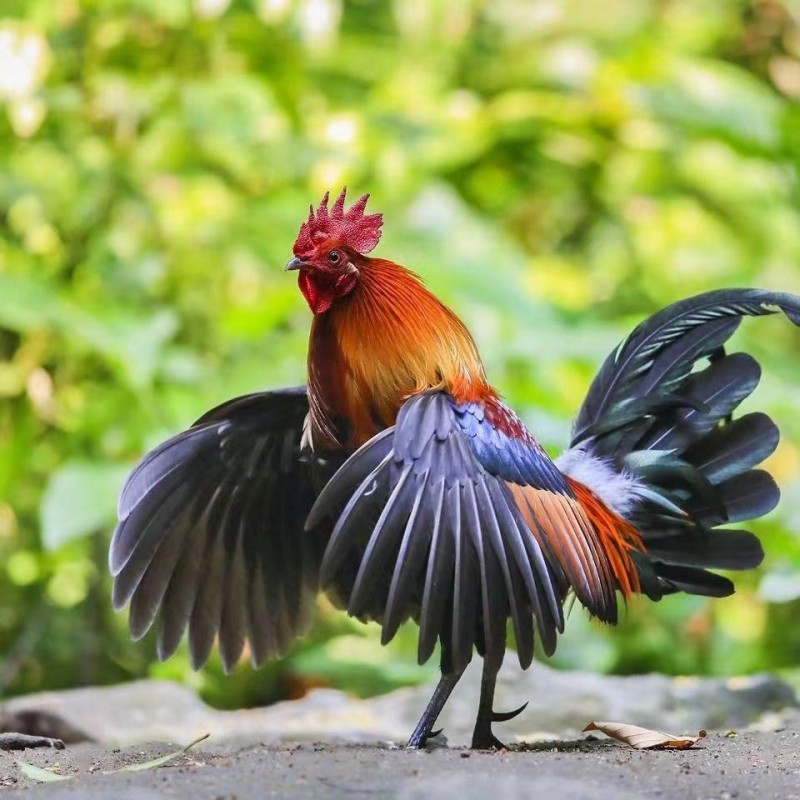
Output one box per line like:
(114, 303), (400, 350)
(1, 0), (800, 709)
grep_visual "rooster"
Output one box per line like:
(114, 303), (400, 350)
(110, 189), (800, 749)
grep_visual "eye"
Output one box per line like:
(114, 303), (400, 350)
(327, 250), (341, 265)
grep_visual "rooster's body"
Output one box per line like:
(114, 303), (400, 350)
(111, 190), (800, 748)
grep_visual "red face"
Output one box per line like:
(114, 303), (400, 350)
(286, 246), (359, 315)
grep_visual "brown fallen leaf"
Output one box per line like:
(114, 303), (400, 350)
(583, 721), (706, 750)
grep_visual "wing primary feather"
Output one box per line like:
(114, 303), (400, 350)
(382, 470), (430, 644)
(450, 485), (475, 673)
(218, 514), (248, 672)
(476, 478), (541, 669)
(124, 479), (223, 638)
(417, 480), (450, 665)
(155, 489), (221, 662)
(487, 480), (561, 651)
(187, 528), (228, 669)
(305, 430), (394, 530)
(112, 476), (211, 609)
(347, 466), (414, 616)
(319, 452), (393, 584)
(469, 479), (511, 672)
(116, 426), (213, 521)
(111, 474), (199, 579)
(245, 543), (273, 666)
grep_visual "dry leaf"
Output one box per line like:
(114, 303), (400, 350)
(583, 721), (706, 750)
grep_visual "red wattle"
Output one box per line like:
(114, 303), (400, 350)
(299, 272), (335, 315)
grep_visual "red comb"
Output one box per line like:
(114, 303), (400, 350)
(293, 188), (383, 257)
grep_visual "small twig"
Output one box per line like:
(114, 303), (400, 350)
(0, 733), (65, 751)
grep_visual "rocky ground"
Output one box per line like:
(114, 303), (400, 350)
(0, 655), (798, 798)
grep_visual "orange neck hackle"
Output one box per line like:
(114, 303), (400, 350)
(307, 257), (495, 447)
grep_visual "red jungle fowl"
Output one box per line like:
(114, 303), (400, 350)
(110, 190), (800, 749)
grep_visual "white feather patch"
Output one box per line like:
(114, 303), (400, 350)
(301, 412), (314, 452)
(555, 446), (644, 519)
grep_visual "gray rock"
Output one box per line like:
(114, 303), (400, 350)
(0, 652), (795, 748)
(0, 682), (400, 747)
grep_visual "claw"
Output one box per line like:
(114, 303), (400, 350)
(406, 727), (444, 748)
(471, 731), (508, 750)
(406, 730), (426, 748)
(491, 701), (528, 723)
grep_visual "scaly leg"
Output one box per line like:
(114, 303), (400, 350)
(406, 671), (462, 748)
(470, 661), (528, 749)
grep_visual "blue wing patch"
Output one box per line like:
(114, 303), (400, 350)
(452, 400), (571, 495)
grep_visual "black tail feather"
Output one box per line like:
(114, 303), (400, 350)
(653, 564), (735, 598)
(682, 412), (779, 484)
(690, 470), (780, 526)
(565, 289), (800, 602)
(643, 528), (764, 571)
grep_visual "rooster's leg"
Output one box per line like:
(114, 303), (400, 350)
(406, 671), (462, 748)
(471, 661), (528, 750)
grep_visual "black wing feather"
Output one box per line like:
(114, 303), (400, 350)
(418, 481), (453, 664)
(110, 387), (333, 671)
(309, 392), (564, 672)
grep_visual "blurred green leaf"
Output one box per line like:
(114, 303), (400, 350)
(638, 58), (783, 153)
(40, 461), (130, 550)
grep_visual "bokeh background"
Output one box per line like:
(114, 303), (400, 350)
(2, 0), (800, 711)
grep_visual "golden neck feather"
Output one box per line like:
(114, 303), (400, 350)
(307, 258), (494, 447)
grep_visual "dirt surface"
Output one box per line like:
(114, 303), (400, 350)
(1, 730), (799, 800)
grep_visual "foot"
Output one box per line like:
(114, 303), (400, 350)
(406, 670), (462, 749)
(406, 727), (443, 749)
(471, 729), (507, 750)
(470, 701), (528, 750)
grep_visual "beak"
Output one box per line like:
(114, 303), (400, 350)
(285, 257), (308, 271)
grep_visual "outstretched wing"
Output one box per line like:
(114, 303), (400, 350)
(110, 387), (338, 671)
(306, 392), (631, 676)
